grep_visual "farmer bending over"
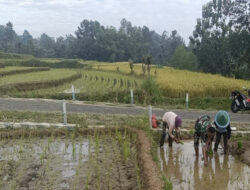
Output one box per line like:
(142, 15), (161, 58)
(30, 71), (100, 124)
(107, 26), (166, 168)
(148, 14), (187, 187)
(194, 115), (216, 166)
(213, 110), (231, 154)
(160, 111), (182, 147)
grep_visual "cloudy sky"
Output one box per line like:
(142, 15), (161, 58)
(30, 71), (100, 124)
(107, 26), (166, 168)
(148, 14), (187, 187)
(0, 0), (209, 43)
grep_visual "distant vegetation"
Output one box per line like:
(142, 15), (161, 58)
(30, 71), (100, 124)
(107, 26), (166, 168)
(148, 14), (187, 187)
(0, 51), (33, 59)
(0, 19), (183, 66)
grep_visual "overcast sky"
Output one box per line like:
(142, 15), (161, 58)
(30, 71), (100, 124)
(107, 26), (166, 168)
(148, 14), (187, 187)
(0, 0), (209, 43)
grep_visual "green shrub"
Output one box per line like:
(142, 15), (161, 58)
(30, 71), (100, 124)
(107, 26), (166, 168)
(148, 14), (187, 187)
(141, 77), (163, 104)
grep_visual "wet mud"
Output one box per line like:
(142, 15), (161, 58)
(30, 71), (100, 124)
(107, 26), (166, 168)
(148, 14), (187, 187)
(159, 141), (250, 190)
(0, 134), (139, 190)
(230, 141), (250, 166)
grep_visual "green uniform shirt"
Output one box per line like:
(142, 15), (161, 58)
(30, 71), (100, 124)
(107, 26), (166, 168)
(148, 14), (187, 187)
(194, 115), (213, 147)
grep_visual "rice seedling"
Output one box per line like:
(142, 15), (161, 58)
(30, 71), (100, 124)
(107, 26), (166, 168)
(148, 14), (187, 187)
(0, 124), (143, 189)
(122, 138), (130, 161)
(71, 133), (76, 159)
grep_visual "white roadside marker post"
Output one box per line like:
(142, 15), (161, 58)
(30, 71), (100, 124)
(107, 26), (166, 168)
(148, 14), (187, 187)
(130, 89), (134, 104)
(72, 85), (75, 100)
(149, 105), (152, 128)
(63, 101), (67, 125)
(186, 93), (189, 109)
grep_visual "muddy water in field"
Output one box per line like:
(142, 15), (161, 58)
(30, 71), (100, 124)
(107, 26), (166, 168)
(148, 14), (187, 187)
(0, 138), (89, 189)
(159, 141), (250, 190)
(0, 135), (138, 190)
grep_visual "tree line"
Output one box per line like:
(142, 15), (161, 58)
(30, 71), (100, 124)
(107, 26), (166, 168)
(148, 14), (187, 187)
(0, 19), (184, 65)
(0, 0), (249, 79)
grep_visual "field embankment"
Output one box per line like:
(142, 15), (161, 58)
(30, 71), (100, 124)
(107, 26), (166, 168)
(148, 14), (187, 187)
(0, 69), (81, 94)
(0, 56), (88, 69)
(0, 67), (50, 77)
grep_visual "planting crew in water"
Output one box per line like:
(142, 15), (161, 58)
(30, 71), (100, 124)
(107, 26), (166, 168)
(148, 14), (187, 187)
(213, 110), (231, 154)
(160, 111), (182, 147)
(194, 115), (216, 166)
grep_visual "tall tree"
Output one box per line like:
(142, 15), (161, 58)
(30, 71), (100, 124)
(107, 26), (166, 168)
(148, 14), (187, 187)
(170, 46), (197, 71)
(190, 0), (250, 78)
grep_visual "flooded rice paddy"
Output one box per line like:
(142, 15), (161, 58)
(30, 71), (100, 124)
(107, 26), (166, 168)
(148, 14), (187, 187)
(0, 133), (139, 190)
(159, 140), (250, 190)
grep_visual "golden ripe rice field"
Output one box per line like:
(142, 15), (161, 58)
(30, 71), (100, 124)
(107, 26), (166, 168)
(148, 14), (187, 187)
(93, 62), (250, 98)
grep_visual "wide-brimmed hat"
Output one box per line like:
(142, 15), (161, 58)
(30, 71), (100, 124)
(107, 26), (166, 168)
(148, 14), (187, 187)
(215, 110), (230, 129)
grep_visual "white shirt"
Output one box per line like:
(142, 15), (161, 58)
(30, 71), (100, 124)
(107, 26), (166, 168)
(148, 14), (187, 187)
(162, 111), (178, 139)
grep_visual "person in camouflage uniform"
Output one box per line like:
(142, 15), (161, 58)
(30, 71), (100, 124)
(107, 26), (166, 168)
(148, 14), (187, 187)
(194, 115), (216, 166)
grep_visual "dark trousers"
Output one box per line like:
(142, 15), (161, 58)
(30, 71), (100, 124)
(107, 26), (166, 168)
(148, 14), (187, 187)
(160, 133), (173, 147)
(160, 122), (173, 147)
(214, 131), (228, 153)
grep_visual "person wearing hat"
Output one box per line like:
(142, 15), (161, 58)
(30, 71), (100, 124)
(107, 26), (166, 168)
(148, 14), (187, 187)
(194, 115), (216, 166)
(160, 111), (182, 147)
(213, 110), (231, 154)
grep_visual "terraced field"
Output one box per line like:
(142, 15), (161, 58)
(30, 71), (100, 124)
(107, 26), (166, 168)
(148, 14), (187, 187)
(0, 69), (77, 86)
(0, 66), (33, 72)
(12, 70), (142, 99)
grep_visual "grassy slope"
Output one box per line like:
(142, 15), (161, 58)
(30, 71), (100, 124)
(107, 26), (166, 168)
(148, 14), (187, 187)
(0, 69), (77, 85)
(0, 66), (34, 72)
